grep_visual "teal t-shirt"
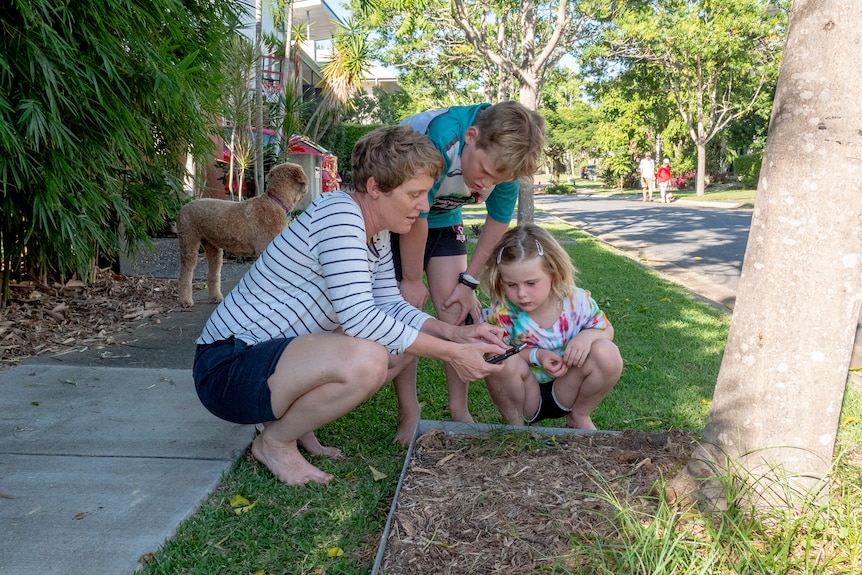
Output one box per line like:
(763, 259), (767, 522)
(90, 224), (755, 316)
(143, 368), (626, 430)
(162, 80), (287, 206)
(401, 104), (520, 229)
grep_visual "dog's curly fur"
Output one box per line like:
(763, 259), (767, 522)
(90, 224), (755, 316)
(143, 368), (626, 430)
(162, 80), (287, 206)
(176, 162), (308, 308)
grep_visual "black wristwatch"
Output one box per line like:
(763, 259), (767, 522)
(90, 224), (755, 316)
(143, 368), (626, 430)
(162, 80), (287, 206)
(458, 272), (480, 290)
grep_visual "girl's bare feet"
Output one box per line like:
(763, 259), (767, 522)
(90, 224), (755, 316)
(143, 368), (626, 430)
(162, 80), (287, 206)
(565, 413), (597, 430)
(251, 432), (334, 485)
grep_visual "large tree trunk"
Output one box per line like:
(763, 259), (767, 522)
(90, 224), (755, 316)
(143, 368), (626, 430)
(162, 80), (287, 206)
(673, 0), (862, 511)
(517, 80), (540, 225)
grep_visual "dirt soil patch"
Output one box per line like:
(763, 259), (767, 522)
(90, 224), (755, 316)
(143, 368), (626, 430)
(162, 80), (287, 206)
(0, 269), (180, 368)
(380, 427), (698, 575)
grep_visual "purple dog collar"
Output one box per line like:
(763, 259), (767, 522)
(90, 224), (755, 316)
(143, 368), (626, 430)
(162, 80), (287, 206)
(267, 192), (292, 215)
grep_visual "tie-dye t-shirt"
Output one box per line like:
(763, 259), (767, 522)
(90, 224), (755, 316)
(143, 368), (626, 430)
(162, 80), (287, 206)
(479, 287), (610, 383)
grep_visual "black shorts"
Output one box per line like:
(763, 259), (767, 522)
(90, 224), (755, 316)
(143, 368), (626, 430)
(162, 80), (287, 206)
(525, 380), (572, 425)
(193, 336), (295, 424)
(392, 224), (467, 282)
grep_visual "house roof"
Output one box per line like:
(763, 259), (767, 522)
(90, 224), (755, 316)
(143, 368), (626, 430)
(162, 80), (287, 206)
(293, 0), (344, 41)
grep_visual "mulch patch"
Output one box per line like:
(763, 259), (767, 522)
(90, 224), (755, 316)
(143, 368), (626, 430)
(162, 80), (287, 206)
(379, 427), (698, 574)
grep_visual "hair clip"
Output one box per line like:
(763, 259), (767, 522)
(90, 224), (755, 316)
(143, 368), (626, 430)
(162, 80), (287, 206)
(496, 246), (505, 264)
(535, 240), (544, 256)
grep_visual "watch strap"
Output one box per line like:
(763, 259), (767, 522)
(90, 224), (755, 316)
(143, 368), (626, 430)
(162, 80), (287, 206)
(458, 272), (480, 290)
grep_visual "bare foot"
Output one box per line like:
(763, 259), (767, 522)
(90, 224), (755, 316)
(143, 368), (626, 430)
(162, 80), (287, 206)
(394, 414), (419, 446)
(251, 432), (334, 485)
(565, 413), (597, 430)
(297, 432), (342, 458)
(449, 407), (474, 424)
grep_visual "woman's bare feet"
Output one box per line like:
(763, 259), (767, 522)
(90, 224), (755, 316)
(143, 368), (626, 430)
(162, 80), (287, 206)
(251, 432), (334, 485)
(297, 431), (342, 458)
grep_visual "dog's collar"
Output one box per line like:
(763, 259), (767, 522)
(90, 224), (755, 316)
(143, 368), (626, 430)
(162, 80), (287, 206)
(267, 192), (293, 216)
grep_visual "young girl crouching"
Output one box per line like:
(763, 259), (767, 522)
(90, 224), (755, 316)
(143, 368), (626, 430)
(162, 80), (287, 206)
(479, 224), (623, 429)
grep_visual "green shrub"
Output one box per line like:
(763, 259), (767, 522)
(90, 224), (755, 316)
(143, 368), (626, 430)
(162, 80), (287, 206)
(544, 183), (575, 195)
(734, 153), (763, 189)
(320, 123), (383, 177)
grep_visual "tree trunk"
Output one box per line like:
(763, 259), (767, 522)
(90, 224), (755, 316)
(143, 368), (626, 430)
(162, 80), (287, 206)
(254, 0), (264, 195)
(695, 140), (707, 196)
(517, 80), (540, 225)
(674, 0), (862, 511)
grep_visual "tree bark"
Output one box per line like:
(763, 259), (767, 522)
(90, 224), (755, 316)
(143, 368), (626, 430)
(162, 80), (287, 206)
(673, 0), (862, 510)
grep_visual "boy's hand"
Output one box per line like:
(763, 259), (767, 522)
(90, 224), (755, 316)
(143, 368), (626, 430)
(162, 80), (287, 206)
(442, 284), (481, 325)
(399, 278), (428, 309)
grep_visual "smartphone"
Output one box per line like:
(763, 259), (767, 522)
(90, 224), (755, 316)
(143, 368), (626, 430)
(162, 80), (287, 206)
(485, 342), (527, 364)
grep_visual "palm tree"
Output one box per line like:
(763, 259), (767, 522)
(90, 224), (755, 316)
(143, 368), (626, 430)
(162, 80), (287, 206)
(306, 18), (372, 141)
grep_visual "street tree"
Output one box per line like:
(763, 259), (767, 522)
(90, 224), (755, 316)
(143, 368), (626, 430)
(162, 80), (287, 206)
(670, 0), (862, 511)
(599, 0), (784, 195)
(0, 0), (242, 305)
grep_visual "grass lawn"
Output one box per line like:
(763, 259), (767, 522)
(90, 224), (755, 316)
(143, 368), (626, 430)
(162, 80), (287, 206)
(137, 214), (862, 575)
(540, 175), (758, 205)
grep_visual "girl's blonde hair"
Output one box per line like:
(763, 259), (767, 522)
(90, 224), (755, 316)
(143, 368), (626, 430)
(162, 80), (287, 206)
(481, 224), (576, 305)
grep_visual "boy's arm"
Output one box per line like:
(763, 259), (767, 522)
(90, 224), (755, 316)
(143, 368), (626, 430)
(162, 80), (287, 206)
(398, 217), (429, 308)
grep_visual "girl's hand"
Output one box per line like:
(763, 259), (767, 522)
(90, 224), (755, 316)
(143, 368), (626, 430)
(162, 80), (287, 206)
(564, 331), (599, 368)
(537, 349), (567, 379)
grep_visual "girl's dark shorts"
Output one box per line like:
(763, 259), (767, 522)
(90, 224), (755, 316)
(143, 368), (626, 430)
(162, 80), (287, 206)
(392, 224), (467, 281)
(525, 381), (572, 425)
(193, 337), (295, 424)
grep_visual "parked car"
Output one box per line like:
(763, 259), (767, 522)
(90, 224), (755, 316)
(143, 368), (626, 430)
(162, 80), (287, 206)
(581, 164), (598, 181)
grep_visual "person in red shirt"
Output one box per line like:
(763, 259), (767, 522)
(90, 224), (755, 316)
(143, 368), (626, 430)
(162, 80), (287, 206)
(656, 158), (673, 203)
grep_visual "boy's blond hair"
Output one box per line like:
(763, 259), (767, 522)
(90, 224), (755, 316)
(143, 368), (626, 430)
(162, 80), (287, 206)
(473, 101), (545, 180)
(481, 224), (576, 305)
(351, 125), (444, 193)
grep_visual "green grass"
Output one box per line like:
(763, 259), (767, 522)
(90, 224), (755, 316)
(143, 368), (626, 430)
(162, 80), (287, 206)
(136, 218), (862, 575)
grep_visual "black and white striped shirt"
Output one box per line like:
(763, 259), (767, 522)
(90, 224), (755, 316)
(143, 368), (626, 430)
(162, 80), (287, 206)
(197, 191), (430, 354)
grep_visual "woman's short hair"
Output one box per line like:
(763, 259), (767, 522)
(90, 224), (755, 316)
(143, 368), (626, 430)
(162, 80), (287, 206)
(482, 224), (576, 304)
(472, 101), (545, 181)
(350, 125), (444, 194)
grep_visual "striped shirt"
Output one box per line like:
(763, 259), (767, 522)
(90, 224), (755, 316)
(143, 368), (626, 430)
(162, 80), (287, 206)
(197, 191), (430, 354)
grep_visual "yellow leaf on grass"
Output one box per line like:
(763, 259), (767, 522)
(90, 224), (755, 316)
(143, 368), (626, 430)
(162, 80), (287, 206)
(660, 297), (671, 303)
(701, 399), (712, 406)
(251, 570), (265, 575)
(841, 416), (861, 426)
(229, 494), (257, 515)
(369, 466), (387, 481)
(326, 547), (344, 557)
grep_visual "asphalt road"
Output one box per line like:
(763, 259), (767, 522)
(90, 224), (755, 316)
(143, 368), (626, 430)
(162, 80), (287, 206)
(536, 193), (751, 310)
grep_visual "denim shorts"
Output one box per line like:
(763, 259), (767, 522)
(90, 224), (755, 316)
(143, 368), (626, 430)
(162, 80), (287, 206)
(193, 336), (294, 424)
(392, 224), (467, 281)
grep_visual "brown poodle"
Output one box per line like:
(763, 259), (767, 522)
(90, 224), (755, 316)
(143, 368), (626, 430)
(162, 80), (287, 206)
(176, 162), (308, 308)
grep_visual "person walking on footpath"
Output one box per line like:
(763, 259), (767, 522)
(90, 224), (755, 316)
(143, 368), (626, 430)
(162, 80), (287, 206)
(656, 157), (673, 203)
(478, 224), (623, 429)
(391, 101), (546, 444)
(192, 126), (507, 486)
(639, 152), (656, 202)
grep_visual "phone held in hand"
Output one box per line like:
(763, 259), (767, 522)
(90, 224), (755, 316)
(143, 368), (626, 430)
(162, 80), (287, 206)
(485, 342), (527, 364)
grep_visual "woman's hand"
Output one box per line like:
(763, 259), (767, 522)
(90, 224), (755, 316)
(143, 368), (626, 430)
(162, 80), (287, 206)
(457, 321), (507, 348)
(448, 342), (505, 382)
